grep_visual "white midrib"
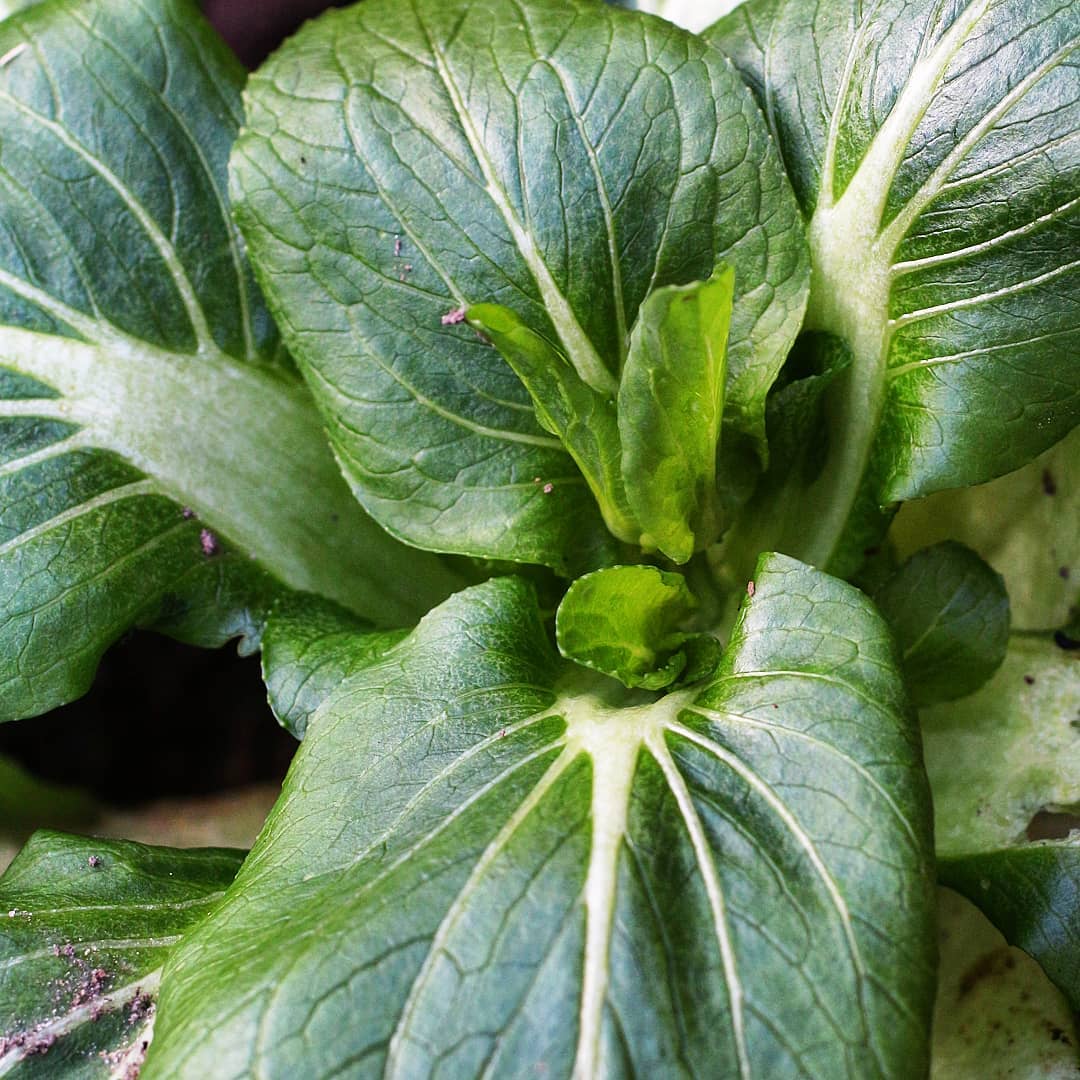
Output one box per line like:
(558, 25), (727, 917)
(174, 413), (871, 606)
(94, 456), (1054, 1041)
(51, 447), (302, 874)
(565, 688), (694, 1079)
(798, 0), (989, 568)
(0, 327), (431, 622)
(384, 686), (695, 1079)
(425, 34), (618, 399)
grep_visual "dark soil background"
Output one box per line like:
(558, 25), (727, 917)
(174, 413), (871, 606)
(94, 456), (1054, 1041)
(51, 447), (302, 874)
(0, 1), (346, 806)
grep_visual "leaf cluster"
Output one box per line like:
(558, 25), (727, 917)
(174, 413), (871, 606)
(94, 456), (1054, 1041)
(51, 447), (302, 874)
(0, 0), (1076, 1075)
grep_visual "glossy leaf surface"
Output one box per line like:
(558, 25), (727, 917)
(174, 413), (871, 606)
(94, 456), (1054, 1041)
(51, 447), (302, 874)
(231, 0), (808, 571)
(707, 0), (1080, 573)
(942, 841), (1080, 1014)
(873, 542), (1009, 706)
(146, 557), (933, 1079)
(0, 832), (242, 1075)
(0, 0), (461, 723)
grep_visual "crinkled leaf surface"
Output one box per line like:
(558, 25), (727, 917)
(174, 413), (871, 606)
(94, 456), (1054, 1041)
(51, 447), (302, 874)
(230, 0), (808, 573)
(260, 594), (408, 740)
(873, 541), (1009, 706)
(619, 265), (734, 562)
(931, 887), (1080, 1079)
(707, 0), (1080, 574)
(893, 426), (1080, 632)
(464, 302), (636, 548)
(145, 556), (934, 1079)
(923, 633), (1080, 858)
(941, 841), (1080, 1014)
(555, 564), (716, 690)
(0, 0), (462, 723)
(0, 832), (243, 1076)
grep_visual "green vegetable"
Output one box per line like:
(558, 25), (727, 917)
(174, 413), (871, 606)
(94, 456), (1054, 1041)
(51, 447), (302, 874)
(873, 541), (1010, 706)
(0, 0), (461, 723)
(0, 833), (242, 1074)
(145, 561), (934, 1079)
(0, 0), (1075, 1073)
(706, 0), (1080, 575)
(229, 0), (808, 572)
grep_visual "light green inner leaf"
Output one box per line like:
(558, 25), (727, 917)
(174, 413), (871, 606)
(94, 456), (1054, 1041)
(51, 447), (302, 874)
(555, 564), (717, 690)
(466, 304), (636, 545)
(620, 265), (734, 563)
(472, 262), (736, 561)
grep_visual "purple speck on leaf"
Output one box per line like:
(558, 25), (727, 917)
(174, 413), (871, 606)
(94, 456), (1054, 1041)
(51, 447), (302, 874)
(87, 855), (102, 869)
(747, 581), (755, 597)
(181, 507), (195, 520)
(200, 529), (219, 557)
(542, 482), (554, 494)
(441, 307), (467, 326)
(394, 236), (402, 258)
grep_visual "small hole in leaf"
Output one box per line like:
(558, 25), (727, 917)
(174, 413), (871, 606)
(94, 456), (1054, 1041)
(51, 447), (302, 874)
(1026, 809), (1080, 841)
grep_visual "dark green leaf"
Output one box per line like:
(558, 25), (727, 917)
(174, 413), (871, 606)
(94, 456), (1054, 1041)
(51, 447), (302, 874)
(555, 564), (718, 689)
(231, 0), (808, 571)
(145, 557), (934, 1078)
(0, 0), (462, 723)
(941, 842), (1080, 1013)
(0, 832), (243, 1075)
(619, 265), (734, 563)
(873, 541), (1009, 706)
(260, 593), (408, 739)
(707, 0), (1080, 574)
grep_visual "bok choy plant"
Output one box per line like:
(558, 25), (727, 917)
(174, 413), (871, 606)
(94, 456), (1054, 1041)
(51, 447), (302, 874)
(0, 0), (1076, 1075)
